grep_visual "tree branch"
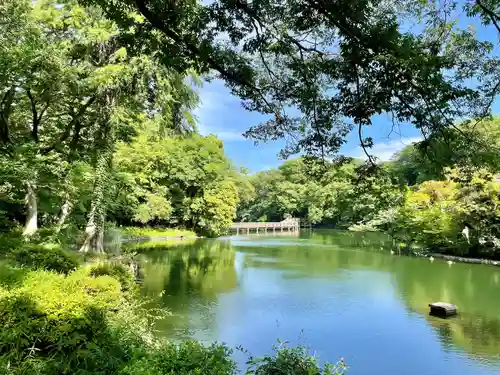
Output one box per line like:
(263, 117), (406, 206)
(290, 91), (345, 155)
(358, 123), (376, 166)
(476, 0), (500, 34)
(134, 0), (279, 117)
(38, 101), (50, 125)
(304, 0), (363, 46)
(26, 90), (39, 143)
(352, 65), (376, 166)
(42, 96), (96, 154)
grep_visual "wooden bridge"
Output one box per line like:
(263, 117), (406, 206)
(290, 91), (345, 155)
(230, 218), (306, 235)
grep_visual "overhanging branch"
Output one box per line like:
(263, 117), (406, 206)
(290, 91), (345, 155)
(134, 0), (280, 117)
(476, 0), (500, 34)
(42, 96), (97, 154)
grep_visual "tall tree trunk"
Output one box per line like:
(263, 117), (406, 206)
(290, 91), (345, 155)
(80, 150), (109, 253)
(80, 90), (116, 253)
(80, 209), (105, 253)
(22, 182), (37, 237)
(54, 194), (72, 234)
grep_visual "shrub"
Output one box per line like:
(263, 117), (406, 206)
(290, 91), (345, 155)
(0, 231), (23, 256)
(8, 245), (79, 274)
(0, 268), (128, 374)
(0, 264), (239, 375)
(0, 261), (26, 288)
(246, 343), (347, 375)
(119, 341), (237, 375)
(386, 169), (500, 257)
(90, 262), (137, 293)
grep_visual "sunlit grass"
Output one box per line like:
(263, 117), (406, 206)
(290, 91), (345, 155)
(119, 227), (196, 239)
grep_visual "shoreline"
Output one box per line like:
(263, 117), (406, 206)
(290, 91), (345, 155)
(426, 252), (500, 267)
(120, 230), (500, 268)
(121, 235), (201, 243)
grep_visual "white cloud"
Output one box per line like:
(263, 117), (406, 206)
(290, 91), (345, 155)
(196, 116), (245, 141)
(344, 136), (423, 162)
(194, 81), (248, 141)
(216, 131), (245, 141)
(205, 130), (245, 141)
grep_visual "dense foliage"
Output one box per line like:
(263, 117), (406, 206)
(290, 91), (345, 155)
(382, 169), (500, 258)
(82, 0), (499, 161)
(0, 245), (344, 375)
(237, 158), (404, 228)
(113, 134), (241, 237)
(386, 118), (500, 185)
(239, 118), (500, 258)
(0, 0), (247, 248)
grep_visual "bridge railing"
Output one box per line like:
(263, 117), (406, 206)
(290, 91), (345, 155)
(230, 219), (300, 230)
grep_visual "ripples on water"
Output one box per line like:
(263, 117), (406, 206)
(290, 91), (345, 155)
(127, 230), (500, 375)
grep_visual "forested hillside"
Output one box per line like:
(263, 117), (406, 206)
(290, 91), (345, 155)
(0, 0), (251, 249)
(239, 118), (500, 258)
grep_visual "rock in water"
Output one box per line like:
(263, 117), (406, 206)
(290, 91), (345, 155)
(429, 302), (458, 317)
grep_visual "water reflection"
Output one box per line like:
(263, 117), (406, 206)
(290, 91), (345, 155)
(137, 239), (237, 339)
(235, 231), (394, 275)
(429, 315), (500, 361)
(137, 232), (500, 373)
(393, 258), (500, 360)
(235, 232), (500, 364)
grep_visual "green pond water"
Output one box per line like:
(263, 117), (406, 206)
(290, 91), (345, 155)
(130, 230), (500, 375)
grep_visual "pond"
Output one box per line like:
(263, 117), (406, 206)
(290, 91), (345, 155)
(130, 230), (500, 375)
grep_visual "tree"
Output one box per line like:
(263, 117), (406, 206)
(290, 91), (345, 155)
(0, 0), (104, 236)
(384, 145), (443, 186)
(386, 117), (500, 185)
(81, 0), (498, 161)
(238, 157), (404, 228)
(0, 0), (203, 250)
(113, 134), (239, 236)
(189, 180), (239, 237)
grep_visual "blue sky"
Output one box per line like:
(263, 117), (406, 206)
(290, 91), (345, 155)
(195, 80), (425, 172)
(195, 79), (499, 172)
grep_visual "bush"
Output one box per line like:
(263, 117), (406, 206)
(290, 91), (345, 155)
(9, 245), (79, 274)
(0, 265), (239, 375)
(119, 341), (237, 375)
(0, 231), (23, 256)
(0, 261), (26, 288)
(387, 169), (500, 258)
(0, 268), (127, 374)
(246, 343), (347, 375)
(90, 262), (137, 293)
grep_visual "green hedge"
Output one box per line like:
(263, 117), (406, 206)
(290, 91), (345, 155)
(90, 262), (137, 293)
(8, 245), (79, 274)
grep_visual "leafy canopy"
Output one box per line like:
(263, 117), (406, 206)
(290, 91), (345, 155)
(80, 0), (499, 160)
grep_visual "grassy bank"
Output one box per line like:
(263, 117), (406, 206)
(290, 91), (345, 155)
(119, 227), (197, 240)
(0, 237), (346, 375)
